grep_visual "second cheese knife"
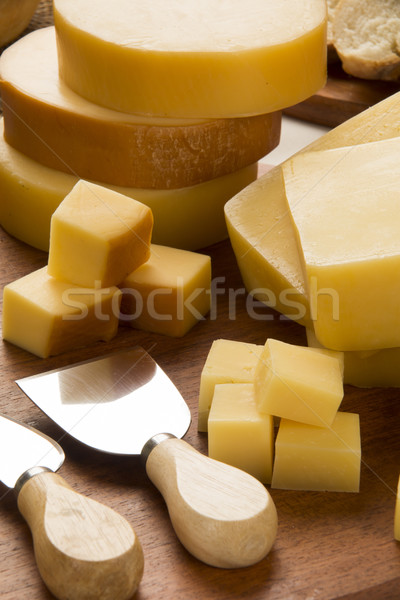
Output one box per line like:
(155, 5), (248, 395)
(0, 413), (144, 600)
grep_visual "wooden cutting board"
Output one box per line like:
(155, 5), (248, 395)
(284, 62), (400, 127)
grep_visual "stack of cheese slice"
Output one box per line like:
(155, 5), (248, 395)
(200, 337), (361, 493)
(2, 180), (212, 357)
(0, 0), (327, 251)
(225, 91), (400, 387)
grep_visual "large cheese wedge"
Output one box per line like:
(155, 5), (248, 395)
(225, 91), (400, 328)
(0, 118), (257, 252)
(0, 27), (281, 189)
(119, 244), (211, 337)
(208, 383), (274, 484)
(0, 0), (39, 47)
(48, 180), (153, 288)
(53, 0), (327, 119)
(2, 267), (121, 358)
(283, 137), (400, 351)
(271, 411), (361, 493)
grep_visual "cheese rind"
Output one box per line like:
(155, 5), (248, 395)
(2, 267), (121, 358)
(53, 0), (327, 118)
(198, 339), (264, 431)
(119, 244), (211, 337)
(394, 475), (400, 541)
(283, 137), (400, 351)
(0, 27), (281, 189)
(208, 383), (274, 484)
(254, 338), (344, 427)
(271, 412), (361, 492)
(0, 118), (257, 252)
(47, 180), (153, 288)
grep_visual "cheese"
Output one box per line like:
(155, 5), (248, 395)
(47, 180), (153, 288)
(208, 383), (274, 484)
(254, 338), (344, 427)
(198, 339), (264, 432)
(53, 0), (327, 118)
(119, 244), (211, 337)
(2, 267), (121, 358)
(0, 27), (281, 189)
(306, 327), (400, 388)
(271, 412), (361, 492)
(0, 0), (39, 47)
(394, 475), (400, 541)
(0, 118), (257, 252)
(283, 137), (400, 351)
(225, 91), (400, 328)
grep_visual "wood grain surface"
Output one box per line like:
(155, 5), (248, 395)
(1, 197), (400, 599)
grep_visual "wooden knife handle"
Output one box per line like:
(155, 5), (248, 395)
(17, 470), (144, 600)
(144, 436), (278, 568)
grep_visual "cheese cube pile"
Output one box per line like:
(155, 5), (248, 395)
(2, 181), (211, 357)
(204, 337), (361, 492)
(0, 0), (327, 252)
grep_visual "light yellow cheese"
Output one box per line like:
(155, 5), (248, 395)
(198, 339), (264, 432)
(283, 137), (400, 351)
(254, 338), (344, 427)
(225, 91), (400, 328)
(53, 0), (327, 118)
(208, 383), (274, 484)
(0, 0), (39, 47)
(47, 180), (153, 288)
(0, 118), (257, 252)
(271, 412), (361, 492)
(119, 244), (211, 337)
(394, 475), (400, 541)
(0, 27), (281, 189)
(2, 267), (121, 358)
(306, 327), (400, 388)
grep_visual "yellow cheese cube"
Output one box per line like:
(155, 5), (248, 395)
(2, 267), (121, 358)
(119, 244), (211, 338)
(0, 117), (257, 253)
(47, 180), (153, 288)
(254, 338), (344, 427)
(198, 339), (264, 432)
(271, 412), (361, 492)
(394, 475), (400, 541)
(208, 383), (274, 484)
(283, 137), (400, 351)
(53, 0), (326, 118)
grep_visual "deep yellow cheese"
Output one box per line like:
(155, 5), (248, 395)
(271, 412), (361, 492)
(198, 339), (264, 432)
(0, 118), (257, 252)
(47, 180), (153, 288)
(119, 244), (211, 337)
(283, 137), (400, 351)
(0, 27), (281, 189)
(53, 0), (326, 118)
(394, 475), (400, 541)
(225, 91), (400, 328)
(306, 327), (400, 388)
(2, 267), (121, 358)
(208, 383), (274, 484)
(254, 338), (344, 427)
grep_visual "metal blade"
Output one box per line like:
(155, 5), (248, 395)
(16, 347), (191, 456)
(0, 414), (64, 489)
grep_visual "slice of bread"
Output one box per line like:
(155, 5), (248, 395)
(327, 0), (341, 62)
(333, 0), (400, 80)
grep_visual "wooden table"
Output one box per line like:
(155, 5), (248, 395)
(1, 216), (400, 599)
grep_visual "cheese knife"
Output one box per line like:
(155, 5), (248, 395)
(16, 346), (278, 569)
(0, 413), (143, 600)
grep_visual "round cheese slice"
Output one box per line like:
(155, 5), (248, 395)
(0, 119), (258, 252)
(0, 27), (281, 189)
(53, 0), (327, 118)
